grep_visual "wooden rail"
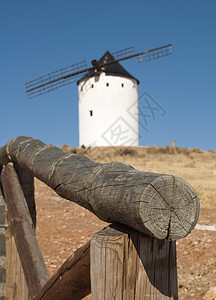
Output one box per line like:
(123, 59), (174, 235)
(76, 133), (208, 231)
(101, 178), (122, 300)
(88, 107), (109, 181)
(0, 136), (200, 299)
(0, 136), (200, 241)
(33, 242), (91, 300)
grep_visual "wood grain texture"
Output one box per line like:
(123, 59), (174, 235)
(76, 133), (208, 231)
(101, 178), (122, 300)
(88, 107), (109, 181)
(1, 163), (49, 298)
(6, 228), (30, 300)
(14, 164), (36, 228)
(33, 241), (91, 300)
(0, 136), (200, 240)
(91, 225), (178, 300)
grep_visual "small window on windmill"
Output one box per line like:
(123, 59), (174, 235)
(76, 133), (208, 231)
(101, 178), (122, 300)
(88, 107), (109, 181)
(89, 110), (93, 117)
(106, 83), (109, 87)
(91, 84), (94, 88)
(121, 83), (124, 87)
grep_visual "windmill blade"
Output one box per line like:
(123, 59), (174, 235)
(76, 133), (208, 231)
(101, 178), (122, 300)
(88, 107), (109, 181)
(26, 72), (85, 99)
(135, 44), (172, 63)
(111, 46), (136, 60)
(101, 44), (172, 68)
(25, 44), (172, 99)
(25, 60), (88, 99)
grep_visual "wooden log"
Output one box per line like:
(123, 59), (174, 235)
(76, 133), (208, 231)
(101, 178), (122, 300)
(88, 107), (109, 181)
(1, 163), (49, 298)
(0, 166), (6, 300)
(0, 136), (200, 240)
(14, 164), (36, 228)
(4, 165), (36, 299)
(91, 225), (178, 300)
(6, 227), (30, 300)
(33, 241), (91, 300)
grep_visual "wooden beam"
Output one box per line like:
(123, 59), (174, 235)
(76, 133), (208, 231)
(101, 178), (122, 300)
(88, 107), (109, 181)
(0, 136), (200, 240)
(14, 164), (36, 228)
(91, 225), (178, 300)
(1, 163), (49, 298)
(33, 241), (91, 300)
(6, 227), (30, 300)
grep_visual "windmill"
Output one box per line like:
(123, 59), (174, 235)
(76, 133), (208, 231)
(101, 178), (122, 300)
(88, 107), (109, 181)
(25, 44), (172, 147)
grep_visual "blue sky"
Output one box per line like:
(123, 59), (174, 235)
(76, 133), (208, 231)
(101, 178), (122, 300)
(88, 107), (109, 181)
(1, 1), (216, 150)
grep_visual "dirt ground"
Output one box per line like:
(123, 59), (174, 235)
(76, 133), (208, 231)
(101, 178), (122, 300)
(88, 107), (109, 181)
(34, 147), (216, 299)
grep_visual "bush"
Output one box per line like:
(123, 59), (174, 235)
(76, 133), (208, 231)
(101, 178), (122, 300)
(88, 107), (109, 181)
(192, 147), (202, 154)
(118, 147), (138, 157)
(61, 144), (70, 152)
(68, 147), (78, 154)
(176, 147), (190, 156)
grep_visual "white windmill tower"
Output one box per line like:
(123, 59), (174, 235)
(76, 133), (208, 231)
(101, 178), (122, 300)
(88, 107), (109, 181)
(25, 44), (172, 147)
(78, 51), (139, 147)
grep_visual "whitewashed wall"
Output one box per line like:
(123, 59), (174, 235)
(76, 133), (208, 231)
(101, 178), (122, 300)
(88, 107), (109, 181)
(78, 73), (139, 147)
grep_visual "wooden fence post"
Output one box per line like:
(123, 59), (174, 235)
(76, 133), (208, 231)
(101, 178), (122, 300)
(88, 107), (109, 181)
(2, 163), (49, 299)
(6, 228), (30, 300)
(14, 164), (36, 228)
(5, 165), (36, 299)
(5, 164), (36, 300)
(0, 136), (200, 299)
(91, 225), (178, 300)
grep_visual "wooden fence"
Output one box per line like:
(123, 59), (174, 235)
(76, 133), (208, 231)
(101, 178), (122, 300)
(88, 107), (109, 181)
(0, 136), (200, 299)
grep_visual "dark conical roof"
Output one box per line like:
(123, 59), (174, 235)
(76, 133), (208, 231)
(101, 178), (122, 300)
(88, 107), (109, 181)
(77, 51), (139, 84)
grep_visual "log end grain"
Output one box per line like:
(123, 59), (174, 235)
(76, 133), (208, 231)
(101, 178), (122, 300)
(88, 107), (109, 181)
(139, 175), (200, 240)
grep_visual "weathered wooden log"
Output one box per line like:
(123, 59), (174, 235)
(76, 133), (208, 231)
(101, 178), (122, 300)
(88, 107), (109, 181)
(91, 225), (178, 299)
(33, 241), (91, 300)
(4, 165), (36, 299)
(1, 163), (49, 298)
(14, 164), (36, 228)
(6, 227), (30, 300)
(0, 136), (200, 240)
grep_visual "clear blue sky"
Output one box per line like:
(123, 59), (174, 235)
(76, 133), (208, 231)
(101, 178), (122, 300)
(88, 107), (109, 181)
(1, 1), (216, 150)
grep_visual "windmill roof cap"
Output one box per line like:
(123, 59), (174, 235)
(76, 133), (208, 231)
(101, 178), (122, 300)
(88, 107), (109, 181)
(77, 51), (139, 84)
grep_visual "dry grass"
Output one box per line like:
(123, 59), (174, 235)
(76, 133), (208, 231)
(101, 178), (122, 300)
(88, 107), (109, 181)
(62, 145), (216, 209)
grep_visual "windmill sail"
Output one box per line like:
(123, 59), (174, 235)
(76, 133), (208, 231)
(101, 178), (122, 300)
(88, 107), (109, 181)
(135, 44), (172, 63)
(111, 46), (136, 60)
(25, 61), (87, 99)
(25, 44), (172, 99)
